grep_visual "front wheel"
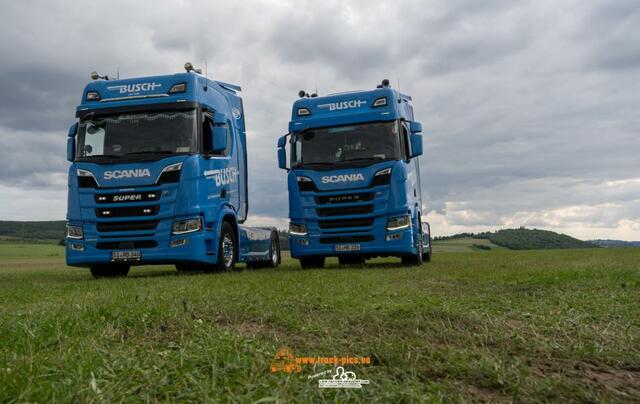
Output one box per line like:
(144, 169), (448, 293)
(423, 235), (432, 262)
(216, 221), (237, 271)
(90, 264), (130, 278)
(401, 233), (424, 267)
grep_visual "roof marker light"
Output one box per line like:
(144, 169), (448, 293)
(297, 107), (311, 116)
(373, 97), (387, 107)
(168, 83), (187, 94)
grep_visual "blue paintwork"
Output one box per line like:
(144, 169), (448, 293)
(66, 71), (274, 268)
(281, 86), (426, 260)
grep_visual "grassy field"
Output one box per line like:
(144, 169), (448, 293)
(1, 245), (639, 402)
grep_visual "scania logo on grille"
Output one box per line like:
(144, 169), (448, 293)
(321, 173), (365, 184)
(103, 169), (151, 180)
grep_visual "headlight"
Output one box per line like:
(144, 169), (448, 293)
(296, 176), (314, 192)
(387, 215), (411, 231)
(66, 224), (84, 239)
(157, 162), (183, 184)
(289, 223), (308, 236)
(172, 218), (202, 235)
(372, 167), (392, 186)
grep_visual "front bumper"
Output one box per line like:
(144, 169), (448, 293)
(65, 231), (216, 267)
(289, 226), (417, 258)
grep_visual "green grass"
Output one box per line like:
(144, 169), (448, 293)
(433, 237), (507, 253)
(1, 245), (639, 402)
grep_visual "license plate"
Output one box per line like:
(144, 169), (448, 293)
(335, 244), (361, 252)
(111, 250), (141, 261)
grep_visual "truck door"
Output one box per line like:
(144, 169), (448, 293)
(202, 112), (239, 215)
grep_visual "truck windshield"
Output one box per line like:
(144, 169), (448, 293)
(75, 110), (197, 161)
(292, 121), (401, 168)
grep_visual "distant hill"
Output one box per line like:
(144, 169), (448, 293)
(435, 228), (596, 250)
(0, 220), (66, 243)
(587, 239), (640, 248)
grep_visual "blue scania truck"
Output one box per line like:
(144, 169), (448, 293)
(277, 80), (431, 268)
(65, 63), (280, 277)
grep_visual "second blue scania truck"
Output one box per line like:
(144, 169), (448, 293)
(65, 63), (280, 277)
(277, 80), (431, 268)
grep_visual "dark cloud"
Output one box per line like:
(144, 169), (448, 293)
(0, 0), (638, 239)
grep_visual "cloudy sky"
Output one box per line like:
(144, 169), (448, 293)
(0, 0), (638, 240)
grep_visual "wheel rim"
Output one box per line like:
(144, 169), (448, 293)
(271, 239), (278, 265)
(222, 234), (234, 267)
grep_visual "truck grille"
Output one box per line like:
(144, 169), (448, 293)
(96, 220), (159, 232)
(316, 205), (373, 217)
(95, 191), (160, 204)
(96, 205), (159, 218)
(318, 217), (373, 229)
(315, 192), (374, 205)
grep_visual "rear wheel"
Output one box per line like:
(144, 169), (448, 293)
(300, 257), (325, 269)
(216, 221), (237, 271)
(267, 231), (280, 268)
(338, 255), (365, 266)
(90, 264), (130, 278)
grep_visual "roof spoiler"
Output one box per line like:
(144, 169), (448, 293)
(215, 80), (242, 92)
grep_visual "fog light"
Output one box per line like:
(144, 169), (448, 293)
(66, 224), (84, 239)
(386, 233), (403, 241)
(70, 242), (84, 251)
(289, 223), (308, 236)
(296, 238), (309, 246)
(171, 238), (188, 248)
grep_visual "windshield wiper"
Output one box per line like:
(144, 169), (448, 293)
(124, 150), (175, 155)
(337, 157), (386, 164)
(77, 154), (121, 160)
(298, 162), (335, 168)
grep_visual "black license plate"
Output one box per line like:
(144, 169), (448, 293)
(111, 250), (141, 261)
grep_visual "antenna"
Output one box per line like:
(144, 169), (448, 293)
(204, 60), (208, 91)
(397, 75), (401, 93)
(116, 66), (120, 80)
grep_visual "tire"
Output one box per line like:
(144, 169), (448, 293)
(423, 235), (432, 262)
(90, 264), (130, 278)
(216, 221), (237, 271)
(402, 219), (424, 266)
(300, 257), (325, 269)
(338, 255), (365, 266)
(267, 231), (280, 268)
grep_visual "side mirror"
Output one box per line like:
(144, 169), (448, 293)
(67, 123), (78, 162)
(212, 122), (228, 153)
(207, 112), (229, 153)
(409, 121), (423, 133)
(409, 133), (423, 158)
(277, 135), (288, 170)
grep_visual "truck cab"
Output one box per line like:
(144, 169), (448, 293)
(66, 64), (280, 277)
(277, 80), (431, 268)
